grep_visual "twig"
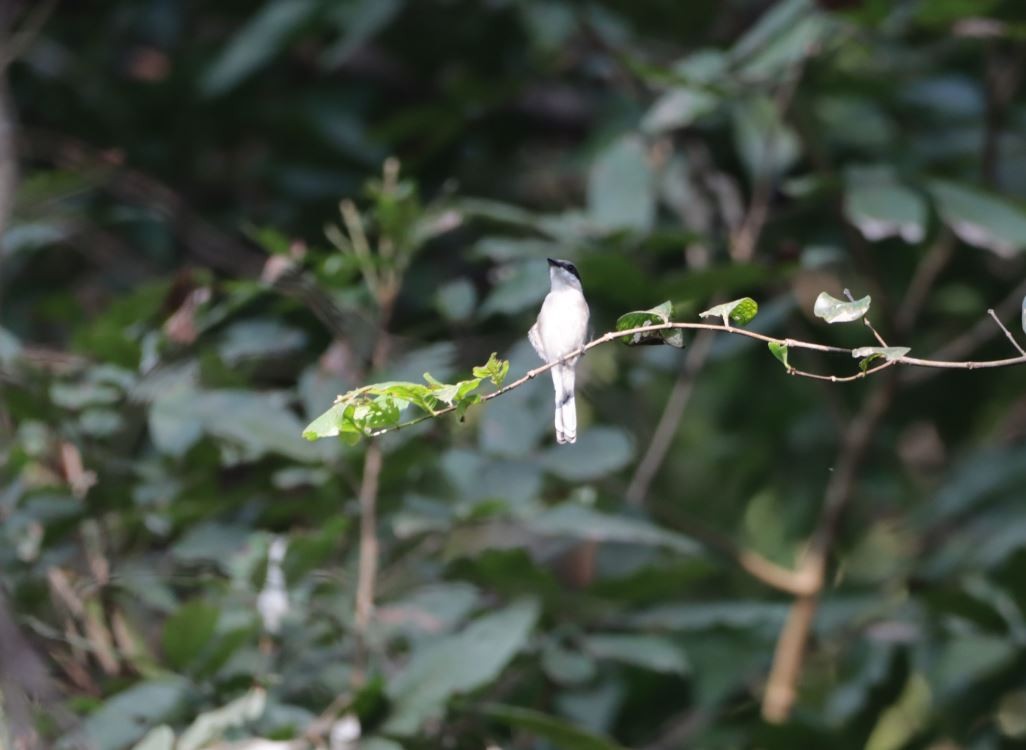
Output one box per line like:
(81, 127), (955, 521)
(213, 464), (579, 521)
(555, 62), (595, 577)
(626, 329), (715, 506)
(903, 276), (1026, 384)
(362, 318), (1026, 438)
(895, 232), (955, 334)
(987, 308), (1026, 356)
(731, 57), (805, 263)
(353, 439), (384, 684)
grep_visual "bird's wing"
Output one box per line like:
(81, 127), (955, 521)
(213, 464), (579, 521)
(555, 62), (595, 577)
(528, 320), (547, 361)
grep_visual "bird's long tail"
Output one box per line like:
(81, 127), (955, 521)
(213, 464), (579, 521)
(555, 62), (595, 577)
(551, 364), (577, 444)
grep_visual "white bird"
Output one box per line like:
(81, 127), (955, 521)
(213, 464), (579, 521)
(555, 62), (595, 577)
(529, 258), (590, 444)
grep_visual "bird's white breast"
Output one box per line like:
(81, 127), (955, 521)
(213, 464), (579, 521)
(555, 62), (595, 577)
(537, 287), (589, 360)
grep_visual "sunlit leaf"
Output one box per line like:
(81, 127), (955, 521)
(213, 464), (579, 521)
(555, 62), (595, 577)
(813, 291), (871, 323)
(930, 180), (1026, 258)
(699, 297), (759, 327)
(844, 167), (926, 244)
(472, 352), (510, 387)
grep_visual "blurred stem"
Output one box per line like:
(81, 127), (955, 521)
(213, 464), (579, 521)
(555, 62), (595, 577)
(762, 379), (894, 722)
(894, 231), (955, 335)
(626, 328), (715, 507)
(0, 52), (15, 438)
(981, 41), (1025, 187)
(352, 177), (400, 682)
(353, 438), (384, 683)
(731, 56), (804, 262)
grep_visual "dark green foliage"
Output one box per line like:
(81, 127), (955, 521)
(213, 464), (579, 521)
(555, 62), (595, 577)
(5, 0), (1026, 748)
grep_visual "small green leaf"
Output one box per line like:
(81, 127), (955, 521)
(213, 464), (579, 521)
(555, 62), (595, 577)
(813, 291), (871, 323)
(768, 341), (789, 369)
(615, 301), (684, 348)
(852, 346), (909, 372)
(472, 352), (510, 386)
(699, 297), (759, 327)
(162, 600), (219, 671)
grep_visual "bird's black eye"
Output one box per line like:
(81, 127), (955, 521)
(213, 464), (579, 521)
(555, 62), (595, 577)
(563, 263), (581, 282)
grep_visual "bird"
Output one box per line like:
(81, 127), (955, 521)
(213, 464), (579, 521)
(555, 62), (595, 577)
(529, 258), (590, 444)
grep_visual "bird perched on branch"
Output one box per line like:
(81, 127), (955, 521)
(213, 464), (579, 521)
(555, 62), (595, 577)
(529, 258), (590, 444)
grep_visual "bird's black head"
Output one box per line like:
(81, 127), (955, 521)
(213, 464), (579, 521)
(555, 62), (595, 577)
(547, 257), (581, 282)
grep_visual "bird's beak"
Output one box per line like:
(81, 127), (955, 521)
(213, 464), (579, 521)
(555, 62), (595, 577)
(546, 258), (558, 267)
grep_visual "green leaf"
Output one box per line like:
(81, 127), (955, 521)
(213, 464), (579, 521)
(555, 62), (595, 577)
(477, 704), (627, 750)
(322, 0), (403, 67)
(698, 297), (759, 327)
(302, 401), (356, 441)
(162, 600), (219, 671)
(851, 346), (910, 372)
(541, 641), (596, 685)
(768, 341), (790, 369)
(615, 301), (684, 348)
(588, 134), (655, 233)
(436, 278), (477, 321)
(731, 96), (800, 180)
(583, 633), (690, 675)
(385, 599), (540, 734)
(844, 167), (926, 244)
(201, 0), (318, 96)
(930, 179), (1026, 258)
(813, 291), (871, 323)
(525, 504), (700, 556)
(82, 678), (190, 750)
(178, 688), (266, 750)
(641, 88), (718, 135)
(540, 428), (634, 480)
(472, 352), (510, 387)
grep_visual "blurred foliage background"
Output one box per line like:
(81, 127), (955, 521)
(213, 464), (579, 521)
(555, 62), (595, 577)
(5, 0), (1026, 748)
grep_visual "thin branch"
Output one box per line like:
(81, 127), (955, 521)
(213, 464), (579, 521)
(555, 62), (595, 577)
(362, 318), (1026, 438)
(895, 232), (956, 334)
(987, 308), (1026, 356)
(353, 439), (383, 684)
(904, 276), (1026, 384)
(626, 329), (715, 506)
